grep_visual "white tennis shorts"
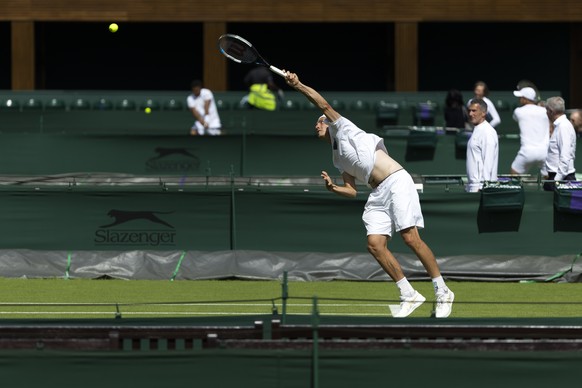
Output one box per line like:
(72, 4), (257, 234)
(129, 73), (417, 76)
(511, 146), (547, 174)
(362, 169), (424, 237)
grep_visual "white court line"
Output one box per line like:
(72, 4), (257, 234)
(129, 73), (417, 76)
(0, 311), (391, 316)
(0, 303), (389, 307)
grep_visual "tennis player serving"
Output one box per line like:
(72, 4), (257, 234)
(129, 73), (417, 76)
(284, 70), (454, 318)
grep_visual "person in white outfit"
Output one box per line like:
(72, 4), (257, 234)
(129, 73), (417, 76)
(510, 87), (550, 175)
(466, 98), (499, 192)
(542, 96), (577, 191)
(187, 80), (222, 136)
(469, 81), (501, 128)
(284, 70), (454, 318)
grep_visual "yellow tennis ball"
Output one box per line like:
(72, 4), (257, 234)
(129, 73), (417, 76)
(109, 23), (118, 33)
(144, 107), (152, 114)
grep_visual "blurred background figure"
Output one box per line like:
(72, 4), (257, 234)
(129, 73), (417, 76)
(187, 79), (222, 136)
(569, 109), (582, 138)
(510, 86), (550, 175)
(240, 66), (284, 111)
(469, 81), (501, 128)
(444, 89), (468, 130)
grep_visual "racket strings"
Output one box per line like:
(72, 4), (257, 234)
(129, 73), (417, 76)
(220, 38), (259, 64)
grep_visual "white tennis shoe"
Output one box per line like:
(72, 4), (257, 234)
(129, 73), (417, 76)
(435, 289), (455, 318)
(392, 290), (426, 318)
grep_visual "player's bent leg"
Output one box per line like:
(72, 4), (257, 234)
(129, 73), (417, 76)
(367, 233), (429, 318)
(400, 227), (455, 317)
(366, 234), (405, 281)
(399, 226), (441, 278)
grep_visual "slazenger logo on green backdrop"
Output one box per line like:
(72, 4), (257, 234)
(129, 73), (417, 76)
(146, 147), (200, 172)
(94, 209), (177, 247)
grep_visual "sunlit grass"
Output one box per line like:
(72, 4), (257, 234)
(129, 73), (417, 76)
(0, 278), (580, 319)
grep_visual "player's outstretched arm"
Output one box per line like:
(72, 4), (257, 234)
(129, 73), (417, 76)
(285, 71), (340, 122)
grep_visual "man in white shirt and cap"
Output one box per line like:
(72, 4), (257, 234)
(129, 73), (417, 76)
(510, 87), (550, 175)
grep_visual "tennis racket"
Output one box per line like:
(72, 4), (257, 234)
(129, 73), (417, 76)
(217, 34), (286, 78)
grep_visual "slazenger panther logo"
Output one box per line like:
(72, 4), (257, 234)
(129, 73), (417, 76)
(94, 209), (176, 247)
(100, 209), (174, 228)
(146, 147), (200, 172)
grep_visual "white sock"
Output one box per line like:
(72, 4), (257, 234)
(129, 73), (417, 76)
(396, 277), (415, 298)
(432, 276), (447, 295)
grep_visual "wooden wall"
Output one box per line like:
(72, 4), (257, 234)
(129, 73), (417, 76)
(4, 0), (582, 102)
(3, 0), (582, 22)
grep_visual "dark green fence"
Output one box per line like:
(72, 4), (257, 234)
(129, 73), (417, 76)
(0, 133), (530, 177)
(0, 184), (579, 257)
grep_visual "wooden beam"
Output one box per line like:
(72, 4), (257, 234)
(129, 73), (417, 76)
(11, 21), (35, 90)
(570, 24), (582, 109)
(394, 22), (417, 92)
(2, 1), (582, 22)
(203, 22), (227, 91)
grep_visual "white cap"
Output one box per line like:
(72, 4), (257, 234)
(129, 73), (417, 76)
(513, 87), (537, 101)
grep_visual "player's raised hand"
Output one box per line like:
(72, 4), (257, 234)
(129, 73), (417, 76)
(284, 71), (299, 88)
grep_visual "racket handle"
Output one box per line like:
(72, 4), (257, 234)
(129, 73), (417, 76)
(269, 66), (287, 78)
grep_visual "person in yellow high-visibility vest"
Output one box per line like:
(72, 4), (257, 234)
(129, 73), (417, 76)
(241, 67), (283, 111)
(248, 83), (277, 111)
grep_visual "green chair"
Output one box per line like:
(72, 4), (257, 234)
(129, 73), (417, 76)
(281, 99), (300, 110)
(215, 99), (230, 110)
(303, 101), (317, 110)
(405, 128), (438, 162)
(116, 99), (137, 111)
(376, 101), (400, 128)
(412, 101), (437, 126)
(350, 100), (371, 111)
(162, 98), (184, 111)
(93, 98), (113, 110)
(140, 98), (161, 111)
(455, 130), (471, 160)
(494, 99), (512, 111)
(0, 98), (20, 111)
(22, 98), (43, 111)
(330, 99), (346, 110)
(233, 98), (249, 110)
(70, 98), (91, 110)
(46, 98), (66, 110)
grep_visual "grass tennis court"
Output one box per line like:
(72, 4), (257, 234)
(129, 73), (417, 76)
(0, 278), (581, 319)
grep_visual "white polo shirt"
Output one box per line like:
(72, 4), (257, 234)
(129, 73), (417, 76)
(328, 116), (387, 186)
(513, 103), (550, 151)
(544, 114), (577, 180)
(466, 120), (499, 192)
